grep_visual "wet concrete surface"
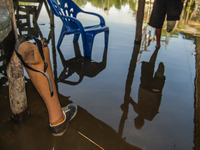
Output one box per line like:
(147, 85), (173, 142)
(0, 1), (198, 150)
(0, 81), (139, 150)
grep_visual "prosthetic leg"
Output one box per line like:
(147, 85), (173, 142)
(17, 38), (63, 124)
(16, 35), (77, 136)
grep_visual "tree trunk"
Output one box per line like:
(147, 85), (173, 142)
(0, 0), (29, 121)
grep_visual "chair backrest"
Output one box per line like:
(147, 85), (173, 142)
(47, 0), (82, 29)
(47, 0), (82, 18)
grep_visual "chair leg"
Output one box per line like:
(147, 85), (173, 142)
(105, 29), (109, 48)
(57, 32), (65, 49)
(83, 33), (95, 57)
(57, 27), (66, 49)
(81, 33), (87, 57)
(73, 34), (80, 43)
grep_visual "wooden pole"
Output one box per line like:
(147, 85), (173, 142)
(0, 0), (29, 121)
(135, 0), (145, 43)
(194, 37), (200, 150)
(50, 10), (58, 90)
(186, 0), (192, 23)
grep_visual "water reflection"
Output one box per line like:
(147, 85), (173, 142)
(194, 37), (200, 150)
(134, 48), (165, 129)
(175, 0), (200, 36)
(80, 0), (136, 12)
(0, 78), (143, 150)
(118, 43), (141, 137)
(4, 1), (142, 149)
(57, 42), (108, 85)
(0, 43), (7, 88)
(1, 0), (199, 150)
(119, 42), (165, 135)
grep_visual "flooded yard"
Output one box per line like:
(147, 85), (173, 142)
(0, 0), (199, 150)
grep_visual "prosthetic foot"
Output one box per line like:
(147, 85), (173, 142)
(167, 21), (176, 33)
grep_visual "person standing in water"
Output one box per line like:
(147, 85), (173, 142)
(148, 0), (185, 48)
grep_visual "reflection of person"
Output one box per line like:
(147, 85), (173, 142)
(148, 0), (184, 48)
(134, 47), (166, 129)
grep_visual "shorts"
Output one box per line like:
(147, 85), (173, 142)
(148, 0), (183, 29)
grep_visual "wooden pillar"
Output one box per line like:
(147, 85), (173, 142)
(194, 37), (200, 150)
(0, 0), (29, 121)
(135, 0), (145, 43)
(50, 10), (58, 90)
(50, 9), (54, 27)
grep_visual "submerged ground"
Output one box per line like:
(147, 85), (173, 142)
(0, 1), (198, 150)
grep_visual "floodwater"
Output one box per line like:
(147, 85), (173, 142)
(0, 1), (199, 150)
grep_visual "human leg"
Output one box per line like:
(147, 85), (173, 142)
(148, 0), (166, 47)
(166, 0), (184, 32)
(149, 45), (160, 63)
(155, 28), (162, 47)
(17, 39), (77, 135)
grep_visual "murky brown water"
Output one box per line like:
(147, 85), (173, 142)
(0, 1), (199, 150)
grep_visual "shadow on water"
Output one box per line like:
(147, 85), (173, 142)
(0, 0), (200, 150)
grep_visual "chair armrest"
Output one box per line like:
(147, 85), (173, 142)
(58, 15), (84, 31)
(81, 11), (106, 26)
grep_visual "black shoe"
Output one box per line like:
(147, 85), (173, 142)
(50, 103), (77, 136)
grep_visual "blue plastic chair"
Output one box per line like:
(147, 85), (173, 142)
(47, 0), (109, 57)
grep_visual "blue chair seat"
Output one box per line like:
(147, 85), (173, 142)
(47, 0), (109, 57)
